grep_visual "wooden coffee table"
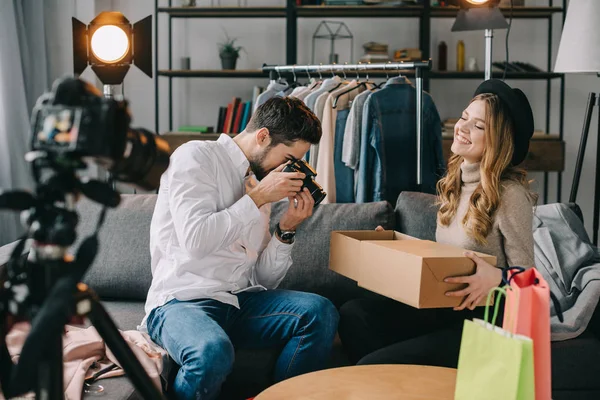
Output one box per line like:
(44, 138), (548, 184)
(254, 364), (457, 400)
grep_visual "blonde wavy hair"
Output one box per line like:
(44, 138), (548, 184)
(437, 93), (537, 245)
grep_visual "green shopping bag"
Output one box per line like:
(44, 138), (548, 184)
(454, 287), (535, 400)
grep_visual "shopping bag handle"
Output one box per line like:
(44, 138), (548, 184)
(484, 286), (521, 334)
(484, 287), (506, 328)
(533, 277), (565, 323)
(502, 267), (565, 323)
(502, 266), (526, 286)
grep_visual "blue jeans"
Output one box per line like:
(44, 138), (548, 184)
(146, 290), (339, 400)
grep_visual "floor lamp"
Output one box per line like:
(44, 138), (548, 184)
(451, 0), (508, 80)
(554, 0), (600, 246)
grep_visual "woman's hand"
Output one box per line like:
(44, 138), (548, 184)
(444, 251), (502, 311)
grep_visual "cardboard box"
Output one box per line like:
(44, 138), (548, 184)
(329, 231), (497, 309)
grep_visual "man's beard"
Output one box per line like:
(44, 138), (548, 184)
(248, 148), (269, 181)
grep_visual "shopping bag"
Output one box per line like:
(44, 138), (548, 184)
(503, 267), (554, 400)
(455, 287), (535, 400)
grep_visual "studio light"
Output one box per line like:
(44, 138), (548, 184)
(465, 0), (494, 5)
(452, 0), (507, 80)
(72, 12), (152, 91)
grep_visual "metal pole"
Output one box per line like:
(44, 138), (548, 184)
(594, 107), (600, 246)
(154, 0), (159, 135)
(168, 0), (173, 132)
(484, 29), (493, 81)
(262, 61), (431, 74)
(416, 68), (423, 188)
(569, 92), (596, 203)
(103, 84), (114, 99)
(286, 0), (297, 65)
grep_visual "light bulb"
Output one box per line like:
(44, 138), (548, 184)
(466, 0), (491, 4)
(91, 25), (129, 63)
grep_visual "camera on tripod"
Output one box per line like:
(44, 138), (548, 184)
(0, 76), (171, 400)
(30, 76), (170, 191)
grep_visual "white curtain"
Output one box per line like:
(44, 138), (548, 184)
(0, 1), (51, 246)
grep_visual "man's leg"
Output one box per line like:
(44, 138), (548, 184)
(146, 299), (235, 400)
(228, 290), (339, 382)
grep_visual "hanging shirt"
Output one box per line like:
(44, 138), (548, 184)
(342, 87), (375, 170)
(316, 80), (360, 204)
(142, 134), (294, 329)
(254, 81), (289, 112)
(356, 76), (445, 204)
(304, 76), (342, 112)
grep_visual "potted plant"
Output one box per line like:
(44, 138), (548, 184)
(218, 32), (243, 70)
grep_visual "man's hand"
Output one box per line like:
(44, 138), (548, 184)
(248, 164), (305, 208)
(444, 251), (502, 311)
(279, 188), (315, 231)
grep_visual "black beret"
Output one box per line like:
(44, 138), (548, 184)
(473, 79), (534, 166)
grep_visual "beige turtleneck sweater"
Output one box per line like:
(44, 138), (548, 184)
(436, 162), (535, 269)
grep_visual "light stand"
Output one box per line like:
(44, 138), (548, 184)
(569, 91), (600, 246)
(484, 28), (493, 80)
(451, 4), (508, 79)
(554, 0), (600, 246)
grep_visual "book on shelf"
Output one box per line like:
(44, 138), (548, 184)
(240, 101), (252, 132)
(217, 106), (227, 133)
(232, 101), (245, 134)
(223, 102), (234, 134)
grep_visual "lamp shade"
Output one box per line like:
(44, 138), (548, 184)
(554, 0), (600, 73)
(451, 7), (508, 32)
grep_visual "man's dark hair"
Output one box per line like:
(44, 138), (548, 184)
(246, 97), (322, 146)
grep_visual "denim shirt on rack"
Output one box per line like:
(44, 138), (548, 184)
(356, 76), (445, 204)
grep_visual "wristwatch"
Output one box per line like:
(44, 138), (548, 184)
(276, 223), (296, 244)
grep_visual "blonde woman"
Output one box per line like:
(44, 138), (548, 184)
(338, 79), (537, 367)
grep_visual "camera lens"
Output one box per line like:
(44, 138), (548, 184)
(304, 178), (326, 206)
(109, 128), (171, 190)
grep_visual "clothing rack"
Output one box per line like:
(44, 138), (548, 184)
(262, 60), (432, 188)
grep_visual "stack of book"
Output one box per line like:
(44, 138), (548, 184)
(217, 86), (264, 134)
(359, 42), (390, 63)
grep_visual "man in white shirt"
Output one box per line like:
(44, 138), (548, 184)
(142, 97), (338, 400)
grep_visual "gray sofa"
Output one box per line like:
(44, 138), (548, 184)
(1, 192), (598, 400)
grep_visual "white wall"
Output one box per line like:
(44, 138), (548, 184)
(47, 0), (598, 238)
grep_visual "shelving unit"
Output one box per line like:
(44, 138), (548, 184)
(154, 0), (567, 203)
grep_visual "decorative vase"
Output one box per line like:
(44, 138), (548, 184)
(220, 54), (238, 70)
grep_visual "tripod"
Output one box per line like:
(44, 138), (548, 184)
(0, 163), (166, 400)
(570, 92), (600, 246)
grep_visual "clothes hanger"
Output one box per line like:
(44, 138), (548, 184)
(332, 64), (367, 108)
(274, 66), (289, 87)
(286, 65), (301, 90)
(327, 64), (343, 93)
(305, 66), (320, 90)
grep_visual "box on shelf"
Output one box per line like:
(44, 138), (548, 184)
(393, 48), (422, 62)
(329, 230), (496, 308)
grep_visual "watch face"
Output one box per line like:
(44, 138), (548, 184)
(281, 232), (295, 241)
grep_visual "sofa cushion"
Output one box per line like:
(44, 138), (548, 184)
(75, 195), (157, 301)
(394, 192), (586, 241)
(395, 192), (438, 240)
(101, 301), (146, 331)
(270, 201), (395, 307)
(552, 332), (600, 390)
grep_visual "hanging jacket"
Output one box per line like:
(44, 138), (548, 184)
(355, 77), (445, 204)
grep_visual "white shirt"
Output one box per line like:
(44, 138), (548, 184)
(140, 134), (294, 329)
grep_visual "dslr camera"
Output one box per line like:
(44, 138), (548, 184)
(282, 159), (327, 206)
(30, 76), (170, 190)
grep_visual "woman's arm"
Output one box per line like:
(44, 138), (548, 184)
(497, 182), (535, 269)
